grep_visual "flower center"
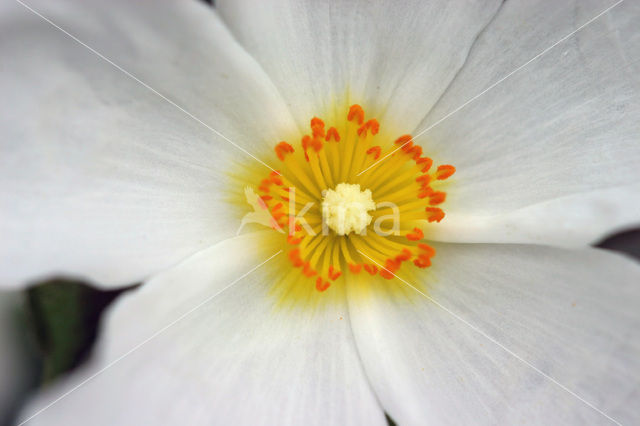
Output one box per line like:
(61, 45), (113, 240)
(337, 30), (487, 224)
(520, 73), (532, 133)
(244, 104), (455, 295)
(322, 183), (375, 235)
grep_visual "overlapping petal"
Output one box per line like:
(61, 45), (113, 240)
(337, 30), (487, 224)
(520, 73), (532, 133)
(0, 0), (296, 288)
(428, 183), (640, 247)
(217, 0), (502, 133)
(20, 233), (385, 425)
(419, 0), (640, 245)
(347, 243), (640, 424)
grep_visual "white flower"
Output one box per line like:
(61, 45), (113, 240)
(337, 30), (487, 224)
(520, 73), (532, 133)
(1, 0), (640, 425)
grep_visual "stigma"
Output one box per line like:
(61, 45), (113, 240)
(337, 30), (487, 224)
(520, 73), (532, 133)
(248, 104), (455, 294)
(322, 183), (375, 235)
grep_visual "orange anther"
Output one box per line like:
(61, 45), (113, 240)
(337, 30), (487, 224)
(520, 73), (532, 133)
(380, 268), (395, 280)
(406, 144), (422, 160)
(275, 141), (294, 161)
(417, 187), (434, 199)
(301, 135), (311, 151)
(418, 243), (436, 258)
(380, 259), (399, 279)
(395, 134), (413, 146)
(288, 249), (304, 267)
(310, 117), (325, 138)
(325, 127), (340, 142)
(406, 227), (424, 241)
(328, 265), (342, 281)
(366, 146), (382, 159)
(311, 137), (324, 152)
(363, 264), (378, 275)
(413, 256), (431, 268)
(258, 186), (270, 193)
(303, 134), (323, 152)
(387, 258), (400, 270)
(369, 120), (380, 134)
(272, 202), (283, 212)
(270, 175), (283, 185)
(436, 165), (456, 180)
(428, 191), (446, 205)
(348, 105), (365, 125)
(415, 174), (431, 186)
(288, 248), (300, 259)
(281, 196), (289, 202)
(400, 141), (414, 153)
(348, 263), (362, 274)
(416, 157), (433, 173)
(357, 119), (379, 136)
(316, 277), (331, 292)
(396, 249), (412, 262)
(287, 234), (302, 245)
(303, 262), (317, 277)
(425, 207), (445, 223)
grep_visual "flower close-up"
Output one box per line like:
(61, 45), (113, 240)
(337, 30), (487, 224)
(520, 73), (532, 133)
(1, 0), (639, 425)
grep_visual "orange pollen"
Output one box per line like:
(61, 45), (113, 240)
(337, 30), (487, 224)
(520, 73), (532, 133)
(436, 165), (456, 180)
(416, 157), (433, 173)
(425, 207), (445, 223)
(406, 144), (422, 160)
(413, 256), (431, 268)
(416, 174), (431, 186)
(364, 264), (378, 275)
(315, 277), (331, 292)
(287, 234), (302, 245)
(366, 146), (382, 159)
(418, 187), (434, 199)
(310, 117), (326, 138)
(302, 262), (317, 277)
(348, 104), (365, 125)
(328, 265), (342, 281)
(326, 127), (340, 142)
(395, 249), (413, 262)
(275, 142), (294, 161)
(256, 104), (455, 292)
(428, 191), (446, 206)
(349, 263), (363, 274)
(418, 243), (437, 258)
(357, 119), (380, 136)
(406, 227), (424, 241)
(395, 134), (413, 146)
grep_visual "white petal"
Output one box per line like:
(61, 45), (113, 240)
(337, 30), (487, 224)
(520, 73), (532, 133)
(347, 244), (640, 424)
(217, 0), (502, 131)
(20, 233), (384, 426)
(0, 0), (296, 288)
(428, 182), (640, 247)
(420, 0), (640, 244)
